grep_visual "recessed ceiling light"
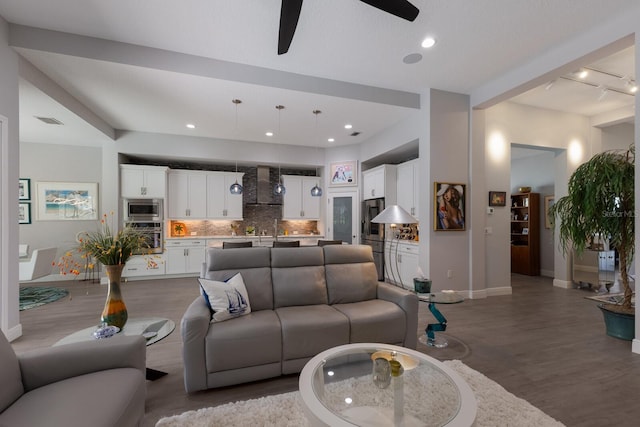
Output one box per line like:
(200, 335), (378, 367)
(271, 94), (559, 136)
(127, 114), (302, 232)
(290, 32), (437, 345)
(577, 69), (588, 79)
(328, 138), (335, 143)
(266, 131), (274, 137)
(421, 37), (436, 48)
(344, 124), (352, 129)
(631, 85), (638, 93)
(186, 123), (195, 129)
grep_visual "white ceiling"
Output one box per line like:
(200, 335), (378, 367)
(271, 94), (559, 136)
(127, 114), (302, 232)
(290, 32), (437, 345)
(0, 0), (637, 149)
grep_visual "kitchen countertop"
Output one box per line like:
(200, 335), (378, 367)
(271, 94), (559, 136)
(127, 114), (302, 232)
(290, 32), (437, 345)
(165, 234), (323, 240)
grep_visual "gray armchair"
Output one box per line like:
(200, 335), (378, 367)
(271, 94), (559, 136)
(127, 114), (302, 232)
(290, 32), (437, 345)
(0, 332), (146, 427)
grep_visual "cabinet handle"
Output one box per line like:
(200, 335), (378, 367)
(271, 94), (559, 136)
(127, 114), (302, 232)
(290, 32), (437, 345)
(141, 186), (147, 196)
(186, 209), (190, 217)
(223, 209), (227, 217)
(301, 210), (304, 217)
(371, 189), (375, 197)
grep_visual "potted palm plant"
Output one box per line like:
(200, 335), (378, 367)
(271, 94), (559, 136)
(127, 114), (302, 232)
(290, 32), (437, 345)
(550, 145), (635, 339)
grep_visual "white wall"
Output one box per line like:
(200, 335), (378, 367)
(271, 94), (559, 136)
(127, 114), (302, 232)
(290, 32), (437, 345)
(19, 142), (102, 280)
(0, 15), (21, 340)
(485, 102), (592, 290)
(601, 122), (634, 151)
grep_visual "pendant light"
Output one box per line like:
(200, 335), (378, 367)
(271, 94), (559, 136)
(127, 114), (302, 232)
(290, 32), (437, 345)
(273, 105), (286, 196)
(229, 99), (244, 195)
(310, 109), (323, 197)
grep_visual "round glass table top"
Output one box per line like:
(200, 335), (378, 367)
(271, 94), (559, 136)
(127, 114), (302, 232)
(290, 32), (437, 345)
(418, 291), (464, 304)
(299, 343), (477, 427)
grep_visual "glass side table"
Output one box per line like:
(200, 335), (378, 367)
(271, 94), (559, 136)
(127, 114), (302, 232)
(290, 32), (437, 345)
(418, 291), (464, 348)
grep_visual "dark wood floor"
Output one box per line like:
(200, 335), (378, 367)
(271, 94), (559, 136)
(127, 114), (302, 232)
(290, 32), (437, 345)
(11, 274), (640, 427)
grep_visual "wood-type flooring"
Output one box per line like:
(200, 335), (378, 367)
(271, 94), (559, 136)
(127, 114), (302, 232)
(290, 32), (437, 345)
(11, 274), (640, 427)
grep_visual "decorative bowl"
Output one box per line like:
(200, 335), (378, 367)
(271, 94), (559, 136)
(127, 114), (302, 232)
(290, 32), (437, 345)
(518, 186), (531, 193)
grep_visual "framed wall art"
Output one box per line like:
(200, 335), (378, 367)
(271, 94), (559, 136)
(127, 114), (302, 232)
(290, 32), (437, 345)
(36, 181), (98, 221)
(488, 191), (506, 207)
(18, 203), (31, 224)
(544, 195), (555, 229)
(19, 178), (31, 200)
(329, 161), (357, 187)
(434, 182), (466, 231)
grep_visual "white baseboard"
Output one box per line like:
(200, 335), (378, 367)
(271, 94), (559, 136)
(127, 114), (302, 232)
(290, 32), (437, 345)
(6, 323), (23, 342)
(553, 279), (573, 289)
(633, 339), (640, 354)
(466, 286), (512, 299)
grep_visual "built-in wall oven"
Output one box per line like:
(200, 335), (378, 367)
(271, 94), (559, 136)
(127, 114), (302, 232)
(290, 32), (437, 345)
(125, 221), (164, 254)
(361, 198), (385, 281)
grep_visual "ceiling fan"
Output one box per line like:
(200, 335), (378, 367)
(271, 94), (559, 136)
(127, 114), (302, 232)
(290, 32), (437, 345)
(278, 0), (419, 55)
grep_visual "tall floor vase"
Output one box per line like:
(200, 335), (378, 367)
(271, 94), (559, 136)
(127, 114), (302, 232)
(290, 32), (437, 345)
(101, 264), (128, 329)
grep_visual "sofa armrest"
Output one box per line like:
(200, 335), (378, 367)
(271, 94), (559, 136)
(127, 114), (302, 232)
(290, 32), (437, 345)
(181, 296), (212, 392)
(377, 282), (419, 349)
(18, 335), (146, 392)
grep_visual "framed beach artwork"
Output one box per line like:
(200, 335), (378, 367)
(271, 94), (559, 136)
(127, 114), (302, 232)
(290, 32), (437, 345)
(36, 181), (98, 221)
(434, 182), (466, 231)
(18, 203), (31, 224)
(329, 161), (357, 187)
(19, 178), (31, 201)
(544, 195), (555, 229)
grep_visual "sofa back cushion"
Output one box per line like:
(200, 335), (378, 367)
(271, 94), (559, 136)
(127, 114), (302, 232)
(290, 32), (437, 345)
(324, 245), (378, 304)
(202, 247), (273, 311)
(271, 247), (328, 308)
(0, 331), (24, 412)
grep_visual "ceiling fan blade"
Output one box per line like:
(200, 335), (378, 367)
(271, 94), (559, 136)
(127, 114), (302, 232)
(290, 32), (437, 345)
(359, 0), (419, 21)
(278, 0), (304, 55)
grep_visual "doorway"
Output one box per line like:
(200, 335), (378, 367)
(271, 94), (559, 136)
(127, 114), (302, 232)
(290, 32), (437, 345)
(326, 191), (358, 244)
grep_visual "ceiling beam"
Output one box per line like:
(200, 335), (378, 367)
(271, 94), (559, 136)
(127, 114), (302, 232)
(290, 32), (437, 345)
(18, 55), (115, 140)
(8, 24), (420, 110)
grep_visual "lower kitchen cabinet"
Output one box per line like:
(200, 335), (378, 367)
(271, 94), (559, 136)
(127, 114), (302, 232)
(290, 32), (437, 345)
(122, 254), (166, 278)
(384, 241), (419, 290)
(165, 240), (206, 275)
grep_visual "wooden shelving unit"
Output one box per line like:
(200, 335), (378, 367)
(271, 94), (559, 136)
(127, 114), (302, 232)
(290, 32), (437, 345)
(510, 192), (540, 276)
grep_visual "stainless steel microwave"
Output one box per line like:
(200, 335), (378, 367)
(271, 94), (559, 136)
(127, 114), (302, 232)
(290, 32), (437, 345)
(125, 199), (163, 220)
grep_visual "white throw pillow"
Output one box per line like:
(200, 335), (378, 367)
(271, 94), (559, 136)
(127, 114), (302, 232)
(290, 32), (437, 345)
(199, 273), (252, 322)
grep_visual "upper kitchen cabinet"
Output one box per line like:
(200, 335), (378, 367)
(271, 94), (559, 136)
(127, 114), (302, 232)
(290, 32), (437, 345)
(120, 165), (168, 199)
(362, 164), (397, 201)
(396, 159), (419, 217)
(282, 175), (321, 220)
(168, 170), (207, 219)
(207, 172), (244, 220)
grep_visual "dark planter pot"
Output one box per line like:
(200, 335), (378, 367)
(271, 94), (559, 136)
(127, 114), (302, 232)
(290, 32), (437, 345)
(598, 303), (635, 341)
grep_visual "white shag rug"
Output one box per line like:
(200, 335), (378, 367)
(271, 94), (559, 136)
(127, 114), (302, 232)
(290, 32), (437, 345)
(156, 360), (564, 427)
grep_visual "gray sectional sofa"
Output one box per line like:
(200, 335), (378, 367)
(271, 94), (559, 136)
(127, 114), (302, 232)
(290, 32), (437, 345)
(181, 244), (418, 392)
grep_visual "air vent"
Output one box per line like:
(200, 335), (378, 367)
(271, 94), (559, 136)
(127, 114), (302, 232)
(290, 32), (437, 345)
(350, 131), (361, 137)
(35, 116), (63, 125)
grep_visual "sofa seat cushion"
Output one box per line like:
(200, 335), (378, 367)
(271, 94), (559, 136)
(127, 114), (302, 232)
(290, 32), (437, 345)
(0, 368), (145, 427)
(206, 310), (281, 373)
(276, 305), (349, 360)
(0, 332), (23, 413)
(334, 299), (407, 344)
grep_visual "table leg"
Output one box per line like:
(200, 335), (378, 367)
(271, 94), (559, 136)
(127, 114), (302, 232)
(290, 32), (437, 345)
(419, 303), (449, 348)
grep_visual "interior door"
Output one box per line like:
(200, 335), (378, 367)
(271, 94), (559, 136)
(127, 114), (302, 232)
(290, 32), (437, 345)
(327, 191), (358, 244)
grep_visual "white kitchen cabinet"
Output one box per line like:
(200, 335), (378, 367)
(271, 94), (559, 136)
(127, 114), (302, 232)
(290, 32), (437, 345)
(122, 254), (166, 278)
(396, 159), (419, 217)
(168, 170), (207, 219)
(362, 164), (397, 201)
(282, 175), (321, 220)
(120, 165), (168, 199)
(206, 172), (244, 219)
(384, 241), (419, 290)
(165, 240), (206, 275)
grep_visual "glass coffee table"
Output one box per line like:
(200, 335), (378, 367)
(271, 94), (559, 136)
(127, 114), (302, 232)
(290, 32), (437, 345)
(54, 317), (175, 380)
(299, 343), (477, 426)
(418, 291), (464, 348)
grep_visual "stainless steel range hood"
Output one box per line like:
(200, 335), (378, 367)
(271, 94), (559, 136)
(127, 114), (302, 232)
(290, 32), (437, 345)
(253, 165), (282, 205)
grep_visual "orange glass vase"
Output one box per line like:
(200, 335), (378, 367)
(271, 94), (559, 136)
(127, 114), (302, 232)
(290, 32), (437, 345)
(101, 264), (128, 329)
